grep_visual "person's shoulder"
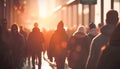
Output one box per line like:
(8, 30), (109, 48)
(93, 34), (102, 40)
(91, 33), (105, 44)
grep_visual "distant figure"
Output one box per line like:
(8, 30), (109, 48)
(97, 23), (120, 69)
(19, 26), (27, 40)
(67, 26), (90, 69)
(10, 24), (26, 69)
(47, 21), (68, 69)
(88, 22), (98, 42)
(86, 9), (119, 69)
(97, 23), (102, 34)
(27, 22), (45, 69)
(19, 26), (28, 63)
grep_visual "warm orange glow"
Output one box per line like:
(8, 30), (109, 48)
(39, 10), (47, 18)
(20, 0), (65, 31)
(14, 6), (18, 10)
(23, 0), (27, 5)
(38, 0), (47, 18)
(101, 45), (106, 51)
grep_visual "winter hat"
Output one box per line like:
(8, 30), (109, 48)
(89, 22), (96, 29)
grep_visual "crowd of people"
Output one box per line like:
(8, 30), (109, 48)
(0, 9), (120, 69)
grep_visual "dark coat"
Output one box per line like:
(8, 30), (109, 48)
(27, 27), (44, 54)
(48, 28), (68, 59)
(86, 24), (116, 69)
(68, 32), (90, 69)
(97, 23), (120, 69)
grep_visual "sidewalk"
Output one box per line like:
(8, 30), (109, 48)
(22, 52), (71, 69)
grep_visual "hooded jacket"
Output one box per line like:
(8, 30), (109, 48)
(86, 24), (116, 69)
(68, 26), (90, 69)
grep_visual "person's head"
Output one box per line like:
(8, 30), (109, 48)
(1, 18), (7, 30)
(57, 20), (64, 30)
(98, 23), (102, 28)
(78, 26), (86, 34)
(19, 26), (24, 31)
(34, 22), (38, 28)
(73, 25), (86, 35)
(89, 22), (96, 29)
(20, 26), (23, 29)
(106, 9), (119, 25)
(11, 24), (18, 33)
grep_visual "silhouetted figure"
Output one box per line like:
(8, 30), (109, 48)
(68, 26), (90, 69)
(10, 24), (26, 69)
(0, 25), (7, 69)
(19, 26), (27, 40)
(97, 23), (120, 69)
(47, 21), (68, 69)
(19, 25), (27, 63)
(27, 22), (45, 69)
(0, 19), (13, 69)
(88, 22), (98, 42)
(1, 19), (12, 48)
(97, 23), (102, 34)
(86, 9), (119, 69)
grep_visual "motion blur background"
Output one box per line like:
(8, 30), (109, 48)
(0, 0), (120, 31)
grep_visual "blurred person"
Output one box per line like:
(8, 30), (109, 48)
(88, 22), (98, 42)
(19, 25), (27, 40)
(1, 19), (12, 46)
(86, 9), (119, 69)
(10, 24), (26, 69)
(27, 22), (45, 69)
(0, 19), (13, 69)
(97, 23), (120, 69)
(97, 23), (103, 34)
(19, 25), (27, 63)
(0, 25), (8, 69)
(67, 25), (90, 69)
(47, 21), (68, 69)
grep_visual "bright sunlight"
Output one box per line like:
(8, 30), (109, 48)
(38, 0), (47, 18)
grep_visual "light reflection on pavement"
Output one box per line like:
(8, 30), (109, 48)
(22, 52), (71, 69)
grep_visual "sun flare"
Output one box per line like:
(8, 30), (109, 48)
(38, 0), (47, 18)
